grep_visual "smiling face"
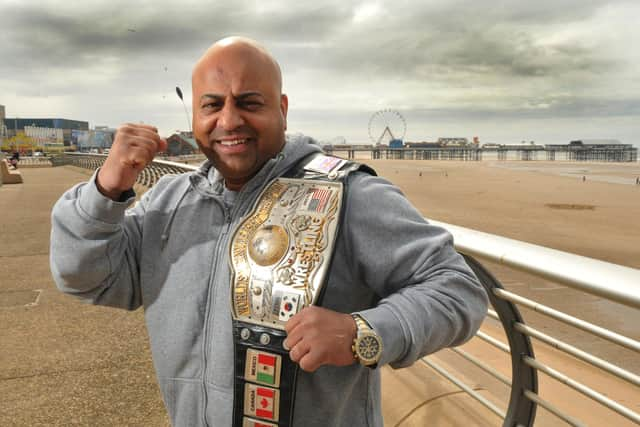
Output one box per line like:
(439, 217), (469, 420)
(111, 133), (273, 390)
(192, 38), (288, 191)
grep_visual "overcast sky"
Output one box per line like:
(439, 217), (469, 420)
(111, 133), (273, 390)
(1, 0), (639, 146)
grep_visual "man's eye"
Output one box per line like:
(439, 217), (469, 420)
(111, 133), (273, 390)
(240, 101), (263, 111)
(202, 102), (222, 111)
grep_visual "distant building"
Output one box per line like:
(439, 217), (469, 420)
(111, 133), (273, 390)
(166, 133), (199, 156)
(71, 128), (116, 152)
(404, 141), (441, 148)
(437, 137), (469, 147)
(5, 118), (89, 145)
(0, 105), (6, 140)
(389, 139), (404, 148)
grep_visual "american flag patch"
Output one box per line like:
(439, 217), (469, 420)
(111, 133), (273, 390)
(305, 188), (331, 213)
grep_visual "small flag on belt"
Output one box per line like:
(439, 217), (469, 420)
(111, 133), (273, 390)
(242, 416), (277, 427)
(304, 154), (347, 174)
(278, 292), (300, 321)
(257, 353), (276, 384)
(242, 417), (278, 427)
(305, 187), (332, 213)
(244, 383), (280, 422)
(245, 349), (282, 387)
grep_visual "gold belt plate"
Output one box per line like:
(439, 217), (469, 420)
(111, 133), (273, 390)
(230, 178), (343, 329)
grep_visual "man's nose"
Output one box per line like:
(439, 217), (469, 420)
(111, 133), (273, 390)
(218, 103), (244, 131)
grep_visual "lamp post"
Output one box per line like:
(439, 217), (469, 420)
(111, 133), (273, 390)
(175, 86), (192, 134)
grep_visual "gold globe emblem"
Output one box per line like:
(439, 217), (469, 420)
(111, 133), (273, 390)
(248, 225), (289, 266)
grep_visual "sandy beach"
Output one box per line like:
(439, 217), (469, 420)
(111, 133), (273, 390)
(366, 159), (640, 269)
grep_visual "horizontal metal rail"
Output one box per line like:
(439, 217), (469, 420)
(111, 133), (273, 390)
(514, 322), (640, 387)
(421, 357), (506, 420)
(523, 356), (640, 424)
(494, 288), (640, 353)
(522, 390), (586, 427)
(476, 331), (510, 354)
(450, 347), (511, 386)
(430, 220), (640, 310)
(450, 346), (589, 426)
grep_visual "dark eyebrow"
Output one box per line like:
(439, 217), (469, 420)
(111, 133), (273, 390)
(200, 94), (223, 102)
(199, 92), (264, 102)
(235, 92), (264, 101)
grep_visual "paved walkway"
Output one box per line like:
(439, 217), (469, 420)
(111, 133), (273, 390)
(0, 167), (169, 426)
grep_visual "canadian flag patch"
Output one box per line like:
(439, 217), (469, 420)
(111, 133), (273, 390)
(242, 416), (277, 427)
(244, 383), (280, 422)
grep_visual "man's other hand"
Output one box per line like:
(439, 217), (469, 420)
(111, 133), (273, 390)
(284, 306), (357, 372)
(96, 123), (167, 200)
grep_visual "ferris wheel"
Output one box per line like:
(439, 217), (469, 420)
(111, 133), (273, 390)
(368, 109), (407, 145)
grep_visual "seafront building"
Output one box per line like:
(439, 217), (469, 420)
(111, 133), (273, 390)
(4, 117), (88, 146)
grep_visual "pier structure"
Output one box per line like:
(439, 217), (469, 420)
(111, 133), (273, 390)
(324, 141), (638, 162)
(546, 140), (638, 162)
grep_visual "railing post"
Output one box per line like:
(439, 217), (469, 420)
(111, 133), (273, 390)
(463, 255), (538, 427)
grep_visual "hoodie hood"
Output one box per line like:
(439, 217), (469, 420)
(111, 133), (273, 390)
(189, 133), (323, 198)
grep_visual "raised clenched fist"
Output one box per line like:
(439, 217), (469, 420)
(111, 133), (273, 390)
(96, 123), (167, 200)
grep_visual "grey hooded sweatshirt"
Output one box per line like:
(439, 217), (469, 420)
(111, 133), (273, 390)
(50, 135), (488, 427)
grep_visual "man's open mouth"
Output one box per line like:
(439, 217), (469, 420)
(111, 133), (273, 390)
(216, 138), (254, 146)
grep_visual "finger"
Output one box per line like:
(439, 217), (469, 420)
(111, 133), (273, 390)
(283, 326), (304, 353)
(289, 340), (310, 363)
(298, 350), (323, 373)
(121, 123), (159, 133)
(117, 124), (163, 148)
(284, 310), (304, 334)
(118, 145), (156, 171)
(129, 136), (161, 159)
(120, 133), (167, 162)
(158, 138), (168, 153)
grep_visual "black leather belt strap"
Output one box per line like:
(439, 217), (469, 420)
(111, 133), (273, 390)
(233, 320), (297, 427)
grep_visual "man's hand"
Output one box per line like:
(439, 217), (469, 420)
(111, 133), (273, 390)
(96, 123), (167, 200)
(284, 306), (357, 372)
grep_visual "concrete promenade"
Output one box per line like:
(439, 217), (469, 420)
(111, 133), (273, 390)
(0, 167), (170, 426)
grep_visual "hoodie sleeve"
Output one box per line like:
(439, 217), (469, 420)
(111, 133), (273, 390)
(50, 170), (149, 310)
(344, 172), (488, 368)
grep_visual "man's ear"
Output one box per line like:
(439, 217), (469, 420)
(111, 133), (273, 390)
(280, 93), (289, 131)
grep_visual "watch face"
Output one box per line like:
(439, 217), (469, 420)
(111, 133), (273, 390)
(357, 335), (381, 361)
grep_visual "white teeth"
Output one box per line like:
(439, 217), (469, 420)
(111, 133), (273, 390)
(219, 139), (246, 146)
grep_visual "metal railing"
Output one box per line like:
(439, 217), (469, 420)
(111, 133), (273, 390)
(57, 153), (640, 426)
(59, 152), (195, 187)
(428, 220), (640, 426)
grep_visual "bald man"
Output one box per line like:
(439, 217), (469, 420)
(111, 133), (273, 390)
(51, 37), (487, 426)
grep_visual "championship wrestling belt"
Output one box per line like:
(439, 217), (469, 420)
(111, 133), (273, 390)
(229, 154), (375, 427)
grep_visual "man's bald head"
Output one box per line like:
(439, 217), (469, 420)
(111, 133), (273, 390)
(190, 36), (289, 191)
(192, 36), (283, 94)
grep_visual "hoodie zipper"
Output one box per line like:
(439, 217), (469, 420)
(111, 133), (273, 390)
(200, 196), (231, 426)
(200, 155), (285, 425)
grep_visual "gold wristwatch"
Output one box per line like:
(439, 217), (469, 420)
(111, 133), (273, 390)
(351, 314), (383, 368)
